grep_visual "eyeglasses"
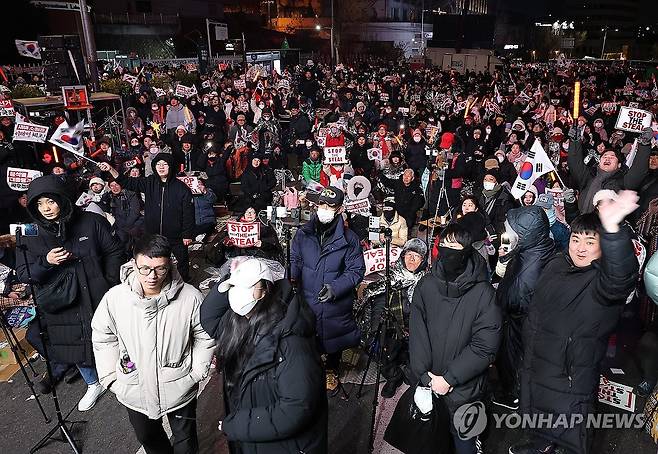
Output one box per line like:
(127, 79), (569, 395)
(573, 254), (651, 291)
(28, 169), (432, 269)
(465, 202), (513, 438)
(137, 265), (169, 276)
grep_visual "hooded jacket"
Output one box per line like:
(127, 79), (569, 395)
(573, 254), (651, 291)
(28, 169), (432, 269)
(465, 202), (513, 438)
(92, 262), (215, 419)
(521, 227), (638, 453)
(16, 175), (123, 365)
(200, 279), (328, 454)
(117, 153), (195, 240)
(240, 159), (276, 211)
(410, 252), (501, 414)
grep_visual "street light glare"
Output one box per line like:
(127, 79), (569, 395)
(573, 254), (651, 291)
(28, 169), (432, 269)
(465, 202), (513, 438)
(315, 24), (321, 31)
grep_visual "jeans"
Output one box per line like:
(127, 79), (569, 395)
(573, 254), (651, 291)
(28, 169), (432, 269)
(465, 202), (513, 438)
(77, 365), (98, 385)
(126, 398), (198, 454)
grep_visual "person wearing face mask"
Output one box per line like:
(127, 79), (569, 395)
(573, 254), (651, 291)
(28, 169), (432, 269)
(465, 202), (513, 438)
(361, 238), (428, 398)
(510, 192), (639, 454)
(204, 95), (227, 144)
(478, 169), (517, 241)
(492, 206), (555, 412)
(290, 187), (365, 392)
(92, 235), (215, 454)
(404, 128), (428, 175)
(222, 206), (282, 262)
(349, 134), (374, 177)
(409, 223), (501, 454)
(374, 197), (408, 248)
(535, 193), (570, 251)
(568, 126), (652, 215)
(199, 257), (328, 454)
(288, 98), (312, 157)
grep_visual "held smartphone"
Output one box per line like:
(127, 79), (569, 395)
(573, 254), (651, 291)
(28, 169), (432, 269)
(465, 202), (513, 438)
(500, 232), (511, 253)
(9, 223), (39, 236)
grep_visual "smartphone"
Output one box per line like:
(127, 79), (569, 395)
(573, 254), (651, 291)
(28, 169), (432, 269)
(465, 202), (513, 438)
(10, 223), (39, 236)
(500, 232), (511, 252)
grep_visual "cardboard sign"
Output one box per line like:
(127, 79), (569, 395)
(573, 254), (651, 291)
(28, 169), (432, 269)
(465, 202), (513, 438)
(363, 246), (402, 275)
(0, 100), (15, 117)
(233, 79), (246, 90)
(227, 221), (260, 248)
(345, 198), (371, 215)
(174, 84), (197, 98)
(598, 376), (636, 412)
(177, 176), (203, 194)
(323, 146), (347, 164)
(367, 148), (383, 161)
(615, 106), (652, 133)
(13, 120), (48, 143)
(6, 167), (42, 192)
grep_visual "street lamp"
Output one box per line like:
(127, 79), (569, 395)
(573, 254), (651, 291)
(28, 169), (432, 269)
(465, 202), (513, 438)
(315, 24), (321, 31)
(600, 26), (618, 59)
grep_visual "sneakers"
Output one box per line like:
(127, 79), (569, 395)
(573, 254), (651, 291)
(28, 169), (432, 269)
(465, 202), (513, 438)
(326, 370), (338, 392)
(492, 391), (520, 410)
(634, 379), (655, 398)
(509, 442), (555, 454)
(77, 382), (105, 412)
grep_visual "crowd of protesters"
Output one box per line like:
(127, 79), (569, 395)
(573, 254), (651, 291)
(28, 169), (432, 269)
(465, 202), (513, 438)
(1, 55), (658, 454)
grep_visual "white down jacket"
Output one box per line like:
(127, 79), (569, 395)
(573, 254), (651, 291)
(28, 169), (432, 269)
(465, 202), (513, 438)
(91, 262), (215, 419)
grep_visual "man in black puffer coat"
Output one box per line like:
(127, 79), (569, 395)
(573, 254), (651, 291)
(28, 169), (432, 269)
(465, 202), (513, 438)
(493, 206), (555, 411)
(100, 153), (195, 281)
(510, 191), (640, 454)
(410, 223), (501, 453)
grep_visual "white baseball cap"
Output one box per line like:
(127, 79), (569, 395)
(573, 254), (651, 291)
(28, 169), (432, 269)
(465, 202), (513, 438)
(218, 258), (274, 316)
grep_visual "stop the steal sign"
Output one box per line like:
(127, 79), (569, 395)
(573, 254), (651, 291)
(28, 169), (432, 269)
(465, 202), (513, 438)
(227, 221), (260, 247)
(615, 106), (652, 133)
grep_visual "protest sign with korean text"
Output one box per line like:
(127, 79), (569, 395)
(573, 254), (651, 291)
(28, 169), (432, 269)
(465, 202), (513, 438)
(13, 119), (48, 143)
(0, 100), (15, 117)
(598, 376), (636, 412)
(615, 106), (652, 133)
(345, 198), (371, 215)
(6, 167), (42, 192)
(227, 221), (260, 248)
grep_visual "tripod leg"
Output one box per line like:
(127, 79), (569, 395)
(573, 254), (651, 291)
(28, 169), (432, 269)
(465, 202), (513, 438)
(356, 319), (384, 398)
(6, 319), (38, 376)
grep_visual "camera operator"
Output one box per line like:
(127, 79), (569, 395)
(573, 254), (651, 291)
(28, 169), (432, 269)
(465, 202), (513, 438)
(16, 175), (123, 411)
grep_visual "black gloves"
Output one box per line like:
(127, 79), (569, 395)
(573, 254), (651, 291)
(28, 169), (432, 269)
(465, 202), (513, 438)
(317, 284), (335, 303)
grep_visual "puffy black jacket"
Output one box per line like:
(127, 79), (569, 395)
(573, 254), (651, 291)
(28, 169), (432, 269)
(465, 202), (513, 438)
(410, 251), (501, 414)
(200, 280), (328, 454)
(404, 140), (428, 173)
(239, 163), (275, 211)
(496, 206), (555, 315)
(520, 227), (638, 453)
(117, 153), (195, 240)
(16, 175), (123, 365)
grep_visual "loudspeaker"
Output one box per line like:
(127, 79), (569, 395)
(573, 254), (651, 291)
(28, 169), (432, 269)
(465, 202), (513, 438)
(38, 35), (88, 91)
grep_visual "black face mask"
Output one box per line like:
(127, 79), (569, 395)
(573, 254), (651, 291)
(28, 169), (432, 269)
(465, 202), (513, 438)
(438, 246), (470, 280)
(383, 208), (395, 222)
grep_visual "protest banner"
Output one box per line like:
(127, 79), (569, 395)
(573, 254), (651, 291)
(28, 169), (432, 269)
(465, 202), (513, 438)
(177, 175), (203, 194)
(277, 79), (290, 90)
(615, 106), (652, 133)
(367, 148), (383, 161)
(345, 198), (371, 215)
(13, 119), (48, 143)
(174, 84), (197, 98)
(601, 102), (616, 113)
(380, 92), (389, 102)
(233, 78), (246, 90)
(153, 87), (166, 97)
(363, 246), (402, 276)
(0, 100), (15, 117)
(122, 74), (137, 86)
(323, 146), (347, 165)
(6, 167), (42, 191)
(227, 221), (260, 248)
(598, 376), (636, 412)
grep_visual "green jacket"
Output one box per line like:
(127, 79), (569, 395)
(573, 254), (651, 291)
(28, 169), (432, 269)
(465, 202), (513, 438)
(302, 158), (322, 183)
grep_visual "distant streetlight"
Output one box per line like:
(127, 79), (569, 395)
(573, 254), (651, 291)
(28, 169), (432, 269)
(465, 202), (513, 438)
(315, 24), (321, 31)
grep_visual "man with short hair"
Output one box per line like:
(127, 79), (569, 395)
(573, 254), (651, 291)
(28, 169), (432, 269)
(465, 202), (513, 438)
(510, 191), (640, 454)
(92, 234), (215, 454)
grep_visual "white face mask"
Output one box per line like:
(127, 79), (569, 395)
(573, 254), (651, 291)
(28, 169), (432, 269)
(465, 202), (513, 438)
(483, 181), (496, 191)
(228, 286), (264, 316)
(317, 207), (336, 224)
(486, 128), (492, 134)
(496, 155), (505, 163)
(413, 136), (421, 143)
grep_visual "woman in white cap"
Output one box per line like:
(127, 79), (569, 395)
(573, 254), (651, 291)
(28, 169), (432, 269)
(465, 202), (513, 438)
(200, 258), (328, 454)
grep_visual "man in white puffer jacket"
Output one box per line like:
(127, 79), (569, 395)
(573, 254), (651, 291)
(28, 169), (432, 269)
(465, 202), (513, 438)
(92, 234), (215, 454)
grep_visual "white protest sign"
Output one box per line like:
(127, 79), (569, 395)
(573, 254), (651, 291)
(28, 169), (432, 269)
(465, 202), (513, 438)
(175, 84), (197, 98)
(277, 79), (290, 91)
(177, 176), (203, 194)
(227, 221), (260, 247)
(598, 376), (636, 412)
(153, 87), (166, 97)
(615, 106), (652, 133)
(367, 148), (383, 161)
(201, 80), (211, 89)
(345, 198), (371, 215)
(6, 167), (42, 191)
(323, 146), (347, 164)
(13, 120), (49, 143)
(317, 127), (329, 138)
(601, 102), (616, 113)
(363, 246), (402, 276)
(0, 100), (15, 117)
(233, 79), (246, 90)
(380, 92), (389, 102)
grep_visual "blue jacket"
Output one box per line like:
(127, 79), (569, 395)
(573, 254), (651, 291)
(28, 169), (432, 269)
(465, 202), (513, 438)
(194, 189), (217, 226)
(290, 216), (365, 353)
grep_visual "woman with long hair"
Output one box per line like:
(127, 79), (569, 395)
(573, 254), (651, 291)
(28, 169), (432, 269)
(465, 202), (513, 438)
(200, 258), (328, 454)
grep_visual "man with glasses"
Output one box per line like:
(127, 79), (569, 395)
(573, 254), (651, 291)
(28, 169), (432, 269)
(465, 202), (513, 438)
(92, 234), (215, 454)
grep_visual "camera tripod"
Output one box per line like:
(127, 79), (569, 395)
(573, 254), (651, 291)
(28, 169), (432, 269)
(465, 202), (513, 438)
(15, 228), (85, 454)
